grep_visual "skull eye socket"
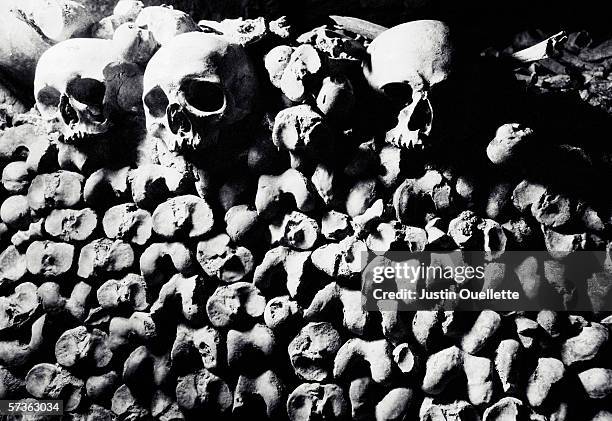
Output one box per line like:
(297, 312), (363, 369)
(381, 83), (413, 104)
(182, 80), (225, 113)
(36, 86), (61, 110)
(66, 78), (105, 106)
(144, 86), (169, 118)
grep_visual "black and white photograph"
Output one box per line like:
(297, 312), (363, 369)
(1, 0), (611, 420)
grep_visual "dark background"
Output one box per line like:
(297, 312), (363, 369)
(87, 0), (612, 50)
(276, 0), (612, 51)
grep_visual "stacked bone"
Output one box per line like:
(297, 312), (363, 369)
(1, 2), (612, 421)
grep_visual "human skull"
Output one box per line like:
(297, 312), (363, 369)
(364, 20), (455, 149)
(34, 38), (143, 143)
(142, 32), (258, 154)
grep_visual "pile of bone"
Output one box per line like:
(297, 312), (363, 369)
(1, 2), (612, 421)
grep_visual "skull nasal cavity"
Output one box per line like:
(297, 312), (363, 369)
(167, 103), (191, 134)
(408, 98), (433, 131)
(183, 80), (225, 112)
(66, 78), (105, 105)
(382, 83), (413, 105)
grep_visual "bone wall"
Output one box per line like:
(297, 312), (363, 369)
(1, 1), (612, 421)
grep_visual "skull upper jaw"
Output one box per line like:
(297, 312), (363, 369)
(144, 76), (232, 156)
(384, 89), (434, 149)
(36, 80), (115, 145)
(368, 71), (437, 150)
(58, 93), (113, 143)
(146, 106), (224, 156)
(163, 102), (224, 154)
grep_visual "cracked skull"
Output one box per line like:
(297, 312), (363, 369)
(364, 20), (456, 149)
(34, 38), (144, 143)
(142, 32), (258, 154)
